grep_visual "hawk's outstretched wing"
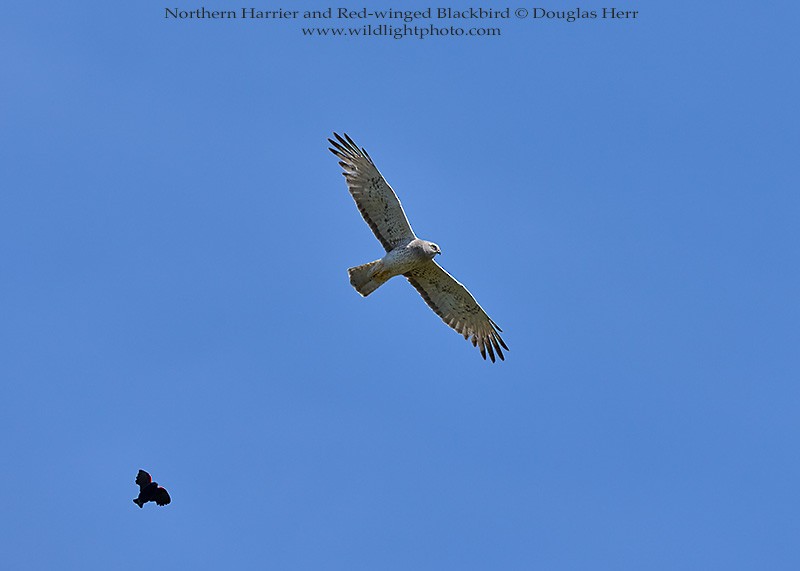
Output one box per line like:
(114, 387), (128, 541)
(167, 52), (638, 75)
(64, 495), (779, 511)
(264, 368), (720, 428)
(329, 133), (416, 251)
(406, 261), (508, 362)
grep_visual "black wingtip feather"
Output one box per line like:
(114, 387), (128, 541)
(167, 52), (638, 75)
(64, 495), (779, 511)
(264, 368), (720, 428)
(334, 132), (350, 150)
(486, 340), (496, 362)
(498, 335), (509, 351)
(492, 338), (505, 361)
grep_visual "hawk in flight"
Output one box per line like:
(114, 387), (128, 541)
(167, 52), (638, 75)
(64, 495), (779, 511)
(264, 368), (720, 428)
(133, 469), (171, 508)
(329, 133), (508, 362)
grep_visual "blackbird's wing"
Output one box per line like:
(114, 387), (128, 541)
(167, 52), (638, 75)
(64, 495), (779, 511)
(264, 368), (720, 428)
(154, 486), (171, 506)
(135, 470), (152, 490)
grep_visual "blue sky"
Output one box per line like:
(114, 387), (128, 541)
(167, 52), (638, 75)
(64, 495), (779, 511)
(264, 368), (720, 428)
(2, 1), (799, 568)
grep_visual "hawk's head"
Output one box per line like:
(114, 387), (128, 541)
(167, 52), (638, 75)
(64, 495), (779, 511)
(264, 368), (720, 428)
(424, 242), (442, 258)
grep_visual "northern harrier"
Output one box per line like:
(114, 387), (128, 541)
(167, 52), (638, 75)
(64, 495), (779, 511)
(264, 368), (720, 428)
(329, 133), (508, 362)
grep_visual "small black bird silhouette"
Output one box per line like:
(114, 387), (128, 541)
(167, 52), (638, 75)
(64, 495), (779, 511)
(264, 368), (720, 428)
(133, 469), (171, 508)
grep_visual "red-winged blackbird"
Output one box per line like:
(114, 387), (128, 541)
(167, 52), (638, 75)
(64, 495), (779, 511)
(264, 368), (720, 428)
(133, 469), (171, 508)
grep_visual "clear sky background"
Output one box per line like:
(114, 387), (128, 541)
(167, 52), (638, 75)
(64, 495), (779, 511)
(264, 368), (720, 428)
(2, 1), (799, 569)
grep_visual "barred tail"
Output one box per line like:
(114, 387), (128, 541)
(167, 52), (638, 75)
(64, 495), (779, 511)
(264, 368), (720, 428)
(348, 260), (388, 297)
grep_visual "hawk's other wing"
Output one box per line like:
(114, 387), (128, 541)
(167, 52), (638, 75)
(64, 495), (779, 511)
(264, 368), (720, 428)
(329, 133), (416, 252)
(135, 470), (152, 490)
(406, 261), (508, 362)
